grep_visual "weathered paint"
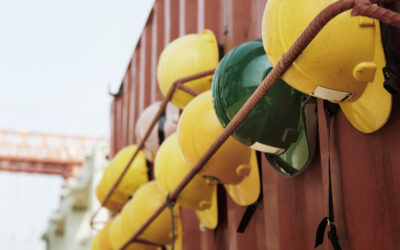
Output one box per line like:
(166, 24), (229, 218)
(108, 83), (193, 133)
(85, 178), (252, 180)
(109, 1), (400, 249)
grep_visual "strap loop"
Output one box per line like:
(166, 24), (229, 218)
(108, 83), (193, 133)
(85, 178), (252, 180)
(383, 65), (399, 94)
(145, 160), (153, 181)
(315, 217), (341, 250)
(315, 217), (329, 247)
(380, 9), (400, 94)
(315, 101), (342, 250)
(327, 223), (341, 250)
(158, 110), (166, 144)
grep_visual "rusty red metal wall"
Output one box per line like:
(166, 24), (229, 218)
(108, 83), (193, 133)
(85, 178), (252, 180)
(110, 1), (400, 249)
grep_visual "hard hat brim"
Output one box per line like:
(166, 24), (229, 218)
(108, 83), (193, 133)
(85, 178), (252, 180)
(265, 100), (317, 176)
(195, 184), (218, 229)
(339, 89), (391, 133)
(339, 21), (392, 134)
(339, 62), (392, 133)
(224, 150), (261, 206)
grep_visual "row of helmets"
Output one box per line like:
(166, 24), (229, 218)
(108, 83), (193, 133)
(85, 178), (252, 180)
(92, 0), (393, 248)
(92, 29), (262, 249)
(92, 181), (181, 250)
(157, 31), (318, 177)
(95, 101), (179, 212)
(94, 102), (182, 249)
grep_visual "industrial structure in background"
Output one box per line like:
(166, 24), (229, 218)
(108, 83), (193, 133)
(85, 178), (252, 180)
(107, 0), (400, 249)
(0, 129), (104, 178)
(0, 129), (108, 250)
(42, 142), (109, 250)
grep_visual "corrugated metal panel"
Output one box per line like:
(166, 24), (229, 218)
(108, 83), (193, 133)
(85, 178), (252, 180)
(110, 1), (400, 249)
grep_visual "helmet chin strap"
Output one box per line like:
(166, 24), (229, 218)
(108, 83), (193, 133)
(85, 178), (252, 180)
(315, 101), (341, 250)
(379, 3), (400, 94)
(166, 194), (177, 250)
(158, 110), (166, 145)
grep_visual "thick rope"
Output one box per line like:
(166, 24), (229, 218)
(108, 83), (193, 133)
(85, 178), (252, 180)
(353, 1), (400, 28)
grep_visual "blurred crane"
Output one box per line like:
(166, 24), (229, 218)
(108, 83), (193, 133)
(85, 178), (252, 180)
(0, 130), (106, 178)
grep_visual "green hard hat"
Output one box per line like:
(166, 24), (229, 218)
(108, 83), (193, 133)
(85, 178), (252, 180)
(212, 40), (317, 176)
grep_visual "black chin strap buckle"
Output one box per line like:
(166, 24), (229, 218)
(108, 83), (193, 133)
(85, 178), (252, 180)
(315, 218), (341, 250)
(327, 220), (341, 250)
(383, 65), (399, 95)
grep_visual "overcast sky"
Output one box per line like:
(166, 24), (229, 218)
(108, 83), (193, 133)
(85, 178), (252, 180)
(0, 0), (154, 138)
(0, 1), (154, 249)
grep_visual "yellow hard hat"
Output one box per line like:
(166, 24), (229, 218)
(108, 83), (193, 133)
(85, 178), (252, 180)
(135, 101), (179, 162)
(90, 234), (100, 250)
(157, 30), (219, 109)
(96, 145), (149, 211)
(95, 174), (124, 212)
(109, 215), (157, 250)
(124, 181), (182, 249)
(154, 133), (218, 229)
(177, 91), (260, 206)
(97, 219), (113, 250)
(262, 0), (392, 133)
